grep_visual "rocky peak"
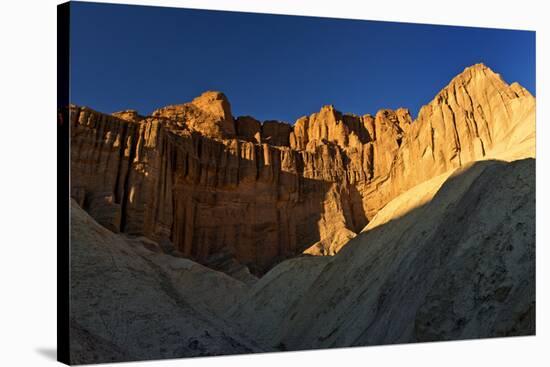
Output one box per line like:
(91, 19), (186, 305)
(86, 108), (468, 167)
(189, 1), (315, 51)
(112, 109), (143, 123)
(451, 63), (495, 83)
(190, 90), (234, 127)
(434, 63), (509, 103)
(152, 90), (236, 139)
(69, 64), (535, 275)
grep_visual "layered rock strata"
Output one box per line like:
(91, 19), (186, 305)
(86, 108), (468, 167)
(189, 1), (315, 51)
(70, 64), (535, 274)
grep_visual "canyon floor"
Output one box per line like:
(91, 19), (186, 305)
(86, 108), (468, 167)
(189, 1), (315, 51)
(67, 64), (535, 364)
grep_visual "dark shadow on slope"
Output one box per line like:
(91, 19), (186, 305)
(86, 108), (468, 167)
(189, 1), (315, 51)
(66, 153), (535, 363)
(269, 158), (535, 352)
(348, 183), (368, 233)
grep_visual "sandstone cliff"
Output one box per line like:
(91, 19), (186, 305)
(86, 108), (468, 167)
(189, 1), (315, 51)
(229, 158), (535, 349)
(69, 63), (535, 275)
(69, 158), (535, 362)
(68, 63), (535, 362)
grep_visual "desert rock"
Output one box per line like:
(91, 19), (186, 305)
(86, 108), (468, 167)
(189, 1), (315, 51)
(229, 159), (535, 349)
(67, 63), (536, 362)
(69, 63), (535, 275)
(69, 199), (266, 363)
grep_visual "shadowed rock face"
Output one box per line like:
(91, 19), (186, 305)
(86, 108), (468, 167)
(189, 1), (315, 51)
(69, 158), (535, 362)
(68, 63), (535, 363)
(229, 159), (535, 350)
(69, 63), (535, 275)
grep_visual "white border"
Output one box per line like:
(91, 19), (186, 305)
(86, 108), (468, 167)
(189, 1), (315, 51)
(0, 0), (547, 366)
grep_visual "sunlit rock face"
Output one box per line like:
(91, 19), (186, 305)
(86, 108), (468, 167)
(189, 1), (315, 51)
(69, 64), (535, 275)
(68, 64), (535, 363)
(230, 158), (535, 350)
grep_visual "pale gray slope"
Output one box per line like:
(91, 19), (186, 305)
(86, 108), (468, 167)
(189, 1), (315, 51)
(69, 157), (535, 361)
(228, 256), (331, 347)
(230, 159), (535, 350)
(69, 199), (269, 364)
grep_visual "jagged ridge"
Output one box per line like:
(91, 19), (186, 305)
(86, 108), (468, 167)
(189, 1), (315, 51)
(69, 63), (535, 274)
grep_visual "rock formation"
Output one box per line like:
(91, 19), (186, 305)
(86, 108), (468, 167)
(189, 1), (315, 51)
(229, 158), (535, 349)
(69, 63), (535, 275)
(69, 158), (535, 362)
(67, 63), (536, 363)
(69, 199), (267, 364)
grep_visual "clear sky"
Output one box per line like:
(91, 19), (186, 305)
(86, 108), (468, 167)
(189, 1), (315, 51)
(70, 2), (535, 123)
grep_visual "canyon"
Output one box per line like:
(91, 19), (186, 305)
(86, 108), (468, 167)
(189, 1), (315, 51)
(68, 63), (535, 363)
(70, 63), (535, 275)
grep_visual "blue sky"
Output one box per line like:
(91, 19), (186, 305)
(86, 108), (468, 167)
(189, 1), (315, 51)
(70, 2), (535, 123)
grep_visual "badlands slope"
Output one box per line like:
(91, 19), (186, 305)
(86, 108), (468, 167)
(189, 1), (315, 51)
(231, 158), (534, 350)
(67, 63), (535, 363)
